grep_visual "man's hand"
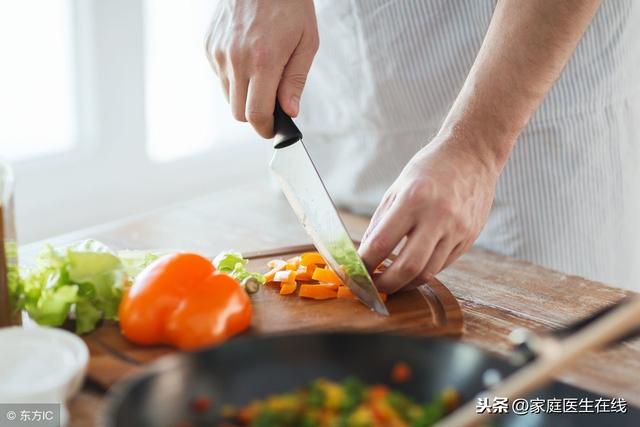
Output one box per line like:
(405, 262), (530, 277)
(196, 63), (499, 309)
(359, 133), (499, 294)
(205, 0), (319, 137)
(359, 0), (601, 293)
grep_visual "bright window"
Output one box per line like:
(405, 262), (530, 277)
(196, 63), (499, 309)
(0, 0), (76, 161)
(144, 0), (252, 162)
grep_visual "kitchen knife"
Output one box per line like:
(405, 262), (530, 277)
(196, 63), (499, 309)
(269, 102), (389, 316)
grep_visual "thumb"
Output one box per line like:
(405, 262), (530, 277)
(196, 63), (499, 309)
(277, 44), (316, 118)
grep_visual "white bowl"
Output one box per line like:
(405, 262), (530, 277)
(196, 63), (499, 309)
(0, 326), (89, 425)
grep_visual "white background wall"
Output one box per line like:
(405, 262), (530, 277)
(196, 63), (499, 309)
(1, 0), (271, 243)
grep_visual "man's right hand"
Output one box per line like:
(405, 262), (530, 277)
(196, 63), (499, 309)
(205, 0), (319, 138)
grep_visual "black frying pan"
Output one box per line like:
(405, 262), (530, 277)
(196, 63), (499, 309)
(104, 332), (638, 427)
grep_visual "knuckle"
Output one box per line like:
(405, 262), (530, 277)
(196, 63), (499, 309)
(213, 48), (226, 66)
(283, 72), (308, 90)
(246, 110), (270, 126)
(422, 268), (436, 279)
(367, 234), (389, 256)
(403, 179), (430, 206)
(434, 199), (455, 218)
(249, 44), (274, 71)
(228, 43), (244, 67)
(231, 108), (247, 122)
(308, 33), (320, 53)
(453, 217), (469, 234)
(397, 258), (421, 277)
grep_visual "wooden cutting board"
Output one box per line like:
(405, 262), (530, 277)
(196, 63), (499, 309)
(82, 244), (463, 390)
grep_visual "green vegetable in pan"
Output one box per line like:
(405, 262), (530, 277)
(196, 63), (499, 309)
(220, 377), (459, 427)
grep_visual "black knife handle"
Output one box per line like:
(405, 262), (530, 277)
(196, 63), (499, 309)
(273, 100), (302, 149)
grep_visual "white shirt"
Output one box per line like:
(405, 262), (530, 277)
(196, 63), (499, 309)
(297, 0), (640, 290)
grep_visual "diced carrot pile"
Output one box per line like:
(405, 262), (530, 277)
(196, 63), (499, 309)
(264, 252), (388, 306)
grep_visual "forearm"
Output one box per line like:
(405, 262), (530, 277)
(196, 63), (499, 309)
(440, 0), (602, 171)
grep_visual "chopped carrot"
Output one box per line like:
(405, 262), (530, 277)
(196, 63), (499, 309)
(279, 281), (297, 295)
(391, 361), (412, 383)
(318, 282), (340, 290)
(337, 286), (388, 302)
(264, 259), (287, 281)
(337, 286), (357, 300)
(375, 261), (390, 272)
(295, 266), (313, 281)
(285, 256), (301, 270)
(369, 384), (389, 400)
(273, 270), (296, 283)
(306, 264), (317, 276)
(300, 252), (326, 267)
(299, 284), (338, 300)
(311, 267), (343, 285)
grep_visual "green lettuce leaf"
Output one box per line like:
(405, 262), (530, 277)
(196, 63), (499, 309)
(13, 239), (145, 334)
(116, 250), (161, 278)
(213, 250), (265, 285)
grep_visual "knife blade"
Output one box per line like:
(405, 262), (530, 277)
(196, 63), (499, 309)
(269, 102), (389, 316)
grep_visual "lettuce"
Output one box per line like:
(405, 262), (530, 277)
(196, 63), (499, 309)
(14, 240), (158, 334)
(329, 236), (369, 278)
(213, 250), (265, 285)
(12, 242), (258, 335)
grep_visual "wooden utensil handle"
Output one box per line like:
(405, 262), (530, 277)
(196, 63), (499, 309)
(436, 297), (640, 427)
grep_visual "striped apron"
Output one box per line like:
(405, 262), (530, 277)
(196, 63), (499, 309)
(296, 0), (640, 290)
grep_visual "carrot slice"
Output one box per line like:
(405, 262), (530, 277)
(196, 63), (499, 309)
(300, 252), (326, 267)
(264, 259), (287, 281)
(337, 286), (357, 300)
(279, 281), (297, 295)
(337, 286), (388, 302)
(306, 264), (317, 276)
(295, 266), (313, 281)
(311, 267), (343, 285)
(299, 284), (338, 300)
(273, 270), (296, 283)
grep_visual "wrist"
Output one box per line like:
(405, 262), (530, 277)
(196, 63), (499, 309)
(436, 95), (522, 174)
(437, 119), (516, 175)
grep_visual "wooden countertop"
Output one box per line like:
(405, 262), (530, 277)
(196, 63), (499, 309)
(19, 181), (640, 426)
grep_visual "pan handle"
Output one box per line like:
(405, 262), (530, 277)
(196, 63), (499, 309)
(273, 101), (302, 149)
(510, 296), (640, 364)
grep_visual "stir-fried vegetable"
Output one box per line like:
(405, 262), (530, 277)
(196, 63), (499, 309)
(220, 377), (459, 427)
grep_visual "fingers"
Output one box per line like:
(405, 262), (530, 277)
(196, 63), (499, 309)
(374, 226), (440, 294)
(205, 1), (319, 138)
(442, 240), (468, 270)
(362, 192), (395, 244)
(421, 237), (459, 280)
(229, 76), (248, 121)
(246, 74), (281, 138)
(277, 36), (318, 117)
(358, 202), (413, 273)
(220, 75), (230, 102)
